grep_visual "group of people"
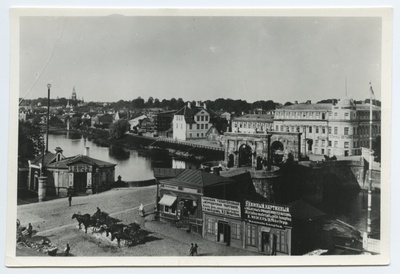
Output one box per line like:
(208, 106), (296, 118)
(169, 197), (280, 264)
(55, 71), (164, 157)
(189, 243), (199, 256)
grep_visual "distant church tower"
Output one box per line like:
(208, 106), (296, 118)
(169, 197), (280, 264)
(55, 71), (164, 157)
(72, 86), (77, 101)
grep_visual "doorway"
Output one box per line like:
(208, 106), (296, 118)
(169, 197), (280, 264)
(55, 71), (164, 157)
(74, 172), (87, 194)
(261, 231), (271, 253)
(217, 221), (231, 246)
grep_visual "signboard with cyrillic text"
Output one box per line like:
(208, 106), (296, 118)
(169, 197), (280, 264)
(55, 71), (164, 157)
(244, 200), (292, 229)
(201, 196), (241, 218)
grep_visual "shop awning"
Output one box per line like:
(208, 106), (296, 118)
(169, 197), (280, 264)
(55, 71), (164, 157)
(159, 194), (177, 206)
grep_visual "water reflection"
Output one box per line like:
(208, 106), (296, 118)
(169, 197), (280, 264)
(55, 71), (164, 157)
(109, 145), (130, 160)
(48, 133), (200, 181)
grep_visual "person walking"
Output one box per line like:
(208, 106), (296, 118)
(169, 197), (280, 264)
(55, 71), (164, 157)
(27, 223), (33, 238)
(193, 243), (198, 256)
(189, 243), (194, 256)
(64, 243), (70, 256)
(68, 194), (72, 207)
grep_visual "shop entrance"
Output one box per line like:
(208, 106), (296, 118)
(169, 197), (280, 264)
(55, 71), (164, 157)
(261, 232), (271, 253)
(217, 221), (231, 246)
(73, 172), (87, 194)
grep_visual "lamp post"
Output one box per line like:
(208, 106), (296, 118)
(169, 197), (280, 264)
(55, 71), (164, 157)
(45, 83), (51, 153)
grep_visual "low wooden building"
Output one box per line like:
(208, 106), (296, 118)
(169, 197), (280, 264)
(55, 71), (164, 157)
(46, 154), (116, 196)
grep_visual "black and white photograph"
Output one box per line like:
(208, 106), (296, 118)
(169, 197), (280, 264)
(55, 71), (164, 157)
(5, 7), (393, 267)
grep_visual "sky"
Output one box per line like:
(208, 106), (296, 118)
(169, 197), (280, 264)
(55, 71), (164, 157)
(19, 15), (382, 104)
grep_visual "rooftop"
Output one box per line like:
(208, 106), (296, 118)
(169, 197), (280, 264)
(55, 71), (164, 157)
(161, 169), (235, 188)
(47, 154), (116, 169)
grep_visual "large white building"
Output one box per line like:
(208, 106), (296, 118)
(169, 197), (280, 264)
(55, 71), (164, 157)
(272, 98), (381, 157)
(172, 102), (217, 141)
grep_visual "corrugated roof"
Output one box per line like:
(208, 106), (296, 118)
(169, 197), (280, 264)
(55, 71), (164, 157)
(161, 169), (234, 188)
(289, 199), (326, 220)
(47, 155), (116, 169)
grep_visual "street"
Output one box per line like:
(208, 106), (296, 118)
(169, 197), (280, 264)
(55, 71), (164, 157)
(17, 186), (260, 256)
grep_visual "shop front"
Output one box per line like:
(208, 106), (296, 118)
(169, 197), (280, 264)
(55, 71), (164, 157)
(244, 200), (293, 255)
(202, 196), (243, 249)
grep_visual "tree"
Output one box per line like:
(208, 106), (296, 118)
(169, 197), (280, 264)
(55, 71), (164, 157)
(18, 121), (44, 159)
(109, 119), (130, 139)
(154, 98), (161, 108)
(32, 114), (42, 125)
(284, 102), (293, 106)
(69, 117), (82, 129)
(132, 97), (145, 109)
(49, 116), (64, 127)
(146, 97), (154, 108)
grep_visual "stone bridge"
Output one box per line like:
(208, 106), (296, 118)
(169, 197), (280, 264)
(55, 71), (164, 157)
(224, 132), (302, 168)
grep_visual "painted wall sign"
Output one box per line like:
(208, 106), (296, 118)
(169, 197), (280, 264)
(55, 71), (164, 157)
(244, 200), (292, 229)
(68, 165), (92, 173)
(202, 196), (241, 218)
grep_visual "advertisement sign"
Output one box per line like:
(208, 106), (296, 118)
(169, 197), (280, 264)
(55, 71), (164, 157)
(244, 200), (292, 229)
(201, 197), (241, 218)
(68, 165), (92, 173)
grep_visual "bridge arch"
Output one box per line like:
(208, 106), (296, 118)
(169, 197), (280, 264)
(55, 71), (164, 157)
(238, 144), (252, 167)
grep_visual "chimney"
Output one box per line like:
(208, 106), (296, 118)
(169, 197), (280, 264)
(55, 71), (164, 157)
(295, 101), (298, 104)
(84, 146), (90, 156)
(187, 102), (191, 108)
(203, 103), (207, 109)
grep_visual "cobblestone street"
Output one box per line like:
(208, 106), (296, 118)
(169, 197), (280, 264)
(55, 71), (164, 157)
(16, 186), (259, 257)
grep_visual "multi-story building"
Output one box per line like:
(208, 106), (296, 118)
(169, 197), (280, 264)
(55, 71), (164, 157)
(172, 102), (218, 141)
(231, 114), (274, 134)
(272, 98), (381, 157)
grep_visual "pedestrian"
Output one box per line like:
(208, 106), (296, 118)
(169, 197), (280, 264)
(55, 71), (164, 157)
(189, 243), (194, 256)
(64, 243), (70, 256)
(68, 193), (72, 207)
(27, 223), (33, 237)
(193, 243), (198, 256)
(139, 203), (144, 217)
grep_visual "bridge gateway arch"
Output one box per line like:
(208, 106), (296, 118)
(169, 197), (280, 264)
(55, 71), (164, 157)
(224, 131), (302, 168)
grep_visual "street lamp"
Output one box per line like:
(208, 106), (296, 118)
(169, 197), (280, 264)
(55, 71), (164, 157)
(45, 83), (51, 153)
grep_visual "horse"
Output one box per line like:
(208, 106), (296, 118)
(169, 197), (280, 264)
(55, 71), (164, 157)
(72, 213), (91, 233)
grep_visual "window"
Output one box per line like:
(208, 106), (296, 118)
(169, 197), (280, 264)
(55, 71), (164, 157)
(201, 116), (204, 121)
(354, 127), (357, 135)
(296, 127), (300, 133)
(322, 140), (325, 146)
(291, 126), (294, 132)
(344, 142), (349, 148)
(316, 127), (319, 134)
(334, 127), (338, 134)
(205, 124), (208, 129)
(196, 116), (200, 121)
(280, 125), (284, 131)
(189, 133), (192, 137)
(276, 125), (279, 131)
(328, 141), (332, 146)
(345, 113), (350, 120)
(231, 223), (241, 240)
(197, 124), (200, 130)
(334, 141), (338, 148)
(197, 133), (199, 137)
(322, 113), (326, 120)
(344, 127), (349, 135)
(207, 218), (215, 234)
(309, 126), (312, 133)
(322, 127), (325, 134)
(201, 133), (204, 137)
(334, 112), (338, 117)
(205, 116), (209, 121)
(201, 124), (204, 129)
(176, 123), (178, 128)
(246, 225), (257, 246)
(189, 124), (192, 130)
(328, 127), (332, 134)
(315, 140), (319, 146)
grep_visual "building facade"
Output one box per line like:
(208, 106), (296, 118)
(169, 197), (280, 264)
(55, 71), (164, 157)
(231, 114), (274, 134)
(172, 102), (217, 141)
(272, 98), (381, 157)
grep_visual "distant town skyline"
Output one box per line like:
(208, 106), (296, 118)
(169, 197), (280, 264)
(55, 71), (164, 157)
(20, 15), (382, 104)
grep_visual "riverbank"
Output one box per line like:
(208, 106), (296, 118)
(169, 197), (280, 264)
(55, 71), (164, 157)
(50, 127), (224, 162)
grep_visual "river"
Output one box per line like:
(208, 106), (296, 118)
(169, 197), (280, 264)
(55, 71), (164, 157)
(48, 132), (199, 181)
(48, 132), (380, 238)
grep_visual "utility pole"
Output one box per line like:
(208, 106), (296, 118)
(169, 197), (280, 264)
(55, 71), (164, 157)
(45, 83), (51, 152)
